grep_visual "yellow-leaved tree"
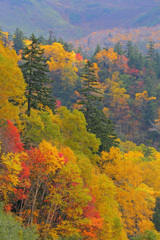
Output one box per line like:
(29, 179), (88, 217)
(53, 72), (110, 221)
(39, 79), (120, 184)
(95, 48), (118, 69)
(0, 40), (26, 123)
(43, 42), (78, 86)
(43, 42), (77, 71)
(100, 147), (156, 237)
(77, 153), (128, 240)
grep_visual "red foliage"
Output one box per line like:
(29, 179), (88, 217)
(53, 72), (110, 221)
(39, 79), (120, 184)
(4, 203), (13, 212)
(81, 194), (103, 239)
(115, 55), (129, 73)
(26, 148), (46, 176)
(58, 152), (63, 158)
(13, 188), (29, 200)
(137, 81), (144, 89)
(58, 152), (68, 164)
(18, 161), (31, 188)
(75, 53), (83, 61)
(6, 120), (24, 152)
(142, 67), (146, 73)
(20, 162), (30, 179)
(72, 182), (78, 187)
(83, 195), (100, 219)
(13, 159), (31, 201)
(56, 100), (62, 108)
(0, 120), (24, 153)
(127, 67), (139, 76)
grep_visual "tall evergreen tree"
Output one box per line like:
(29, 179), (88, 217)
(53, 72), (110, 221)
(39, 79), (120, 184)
(78, 61), (103, 123)
(13, 28), (25, 54)
(94, 44), (101, 56)
(20, 34), (55, 116)
(78, 60), (118, 152)
(38, 35), (47, 45)
(152, 197), (160, 232)
(114, 42), (123, 55)
(147, 41), (155, 61)
(125, 41), (135, 67)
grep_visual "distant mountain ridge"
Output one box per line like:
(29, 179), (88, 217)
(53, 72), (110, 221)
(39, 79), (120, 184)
(1, 0), (160, 40)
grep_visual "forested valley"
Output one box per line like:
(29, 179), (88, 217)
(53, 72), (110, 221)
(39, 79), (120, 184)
(1, 28), (160, 240)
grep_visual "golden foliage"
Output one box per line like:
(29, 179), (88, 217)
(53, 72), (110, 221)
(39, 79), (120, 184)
(0, 152), (22, 201)
(43, 42), (76, 72)
(95, 48), (117, 66)
(0, 41), (26, 123)
(100, 147), (157, 236)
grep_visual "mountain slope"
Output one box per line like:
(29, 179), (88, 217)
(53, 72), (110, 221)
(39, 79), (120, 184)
(0, 0), (83, 39)
(1, 0), (160, 40)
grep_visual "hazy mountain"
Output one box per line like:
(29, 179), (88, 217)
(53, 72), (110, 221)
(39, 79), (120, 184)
(1, 0), (160, 40)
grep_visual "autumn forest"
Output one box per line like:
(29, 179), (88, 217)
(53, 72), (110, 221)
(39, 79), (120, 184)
(1, 27), (160, 240)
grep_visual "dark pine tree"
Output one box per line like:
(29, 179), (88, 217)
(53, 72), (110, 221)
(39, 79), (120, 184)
(13, 28), (25, 54)
(78, 60), (118, 152)
(114, 42), (123, 55)
(94, 44), (101, 56)
(125, 41), (135, 68)
(20, 33), (56, 116)
(152, 197), (160, 232)
(147, 41), (155, 61)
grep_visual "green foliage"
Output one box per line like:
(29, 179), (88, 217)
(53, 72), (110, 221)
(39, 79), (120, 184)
(114, 42), (123, 55)
(152, 197), (160, 232)
(78, 60), (103, 118)
(0, 203), (39, 240)
(147, 41), (155, 60)
(131, 230), (157, 240)
(57, 106), (100, 159)
(58, 37), (74, 52)
(21, 109), (63, 147)
(13, 28), (25, 54)
(20, 33), (56, 116)
(88, 109), (119, 152)
(94, 43), (101, 56)
(3, 27), (160, 240)
(59, 234), (83, 240)
(125, 41), (144, 70)
(78, 60), (118, 152)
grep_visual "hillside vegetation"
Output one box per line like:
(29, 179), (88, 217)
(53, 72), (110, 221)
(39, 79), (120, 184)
(1, 28), (160, 239)
(1, 0), (160, 40)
